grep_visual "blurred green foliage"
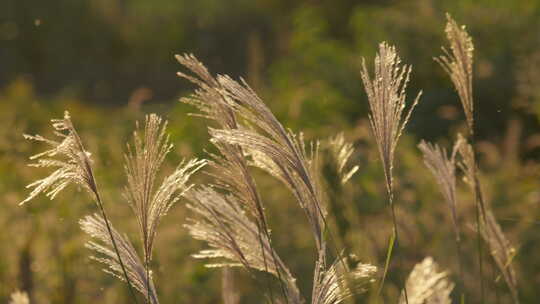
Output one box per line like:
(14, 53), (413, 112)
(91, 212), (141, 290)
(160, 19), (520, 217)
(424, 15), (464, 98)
(1, 0), (540, 303)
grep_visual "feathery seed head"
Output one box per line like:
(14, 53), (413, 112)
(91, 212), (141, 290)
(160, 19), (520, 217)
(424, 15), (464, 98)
(326, 133), (359, 185)
(185, 186), (303, 303)
(178, 54), (328, 253)
(9, 291), (29, 304)
(360, 42), (421, 197)
(124, 113), (206, 262)
(418, 140), (460, 239)
(435, 14), (475, 132)
(80, 214), (160, 304)
(312, 255), (377, 304)
(21, 111), (97, 205)
(400, 257), (454, 304)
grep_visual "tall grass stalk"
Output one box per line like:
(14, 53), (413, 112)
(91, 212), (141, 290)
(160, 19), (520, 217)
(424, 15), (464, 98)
(20, 112), (141, 304)
(360, 42), (421, 302)
(436, 14), (519, 303)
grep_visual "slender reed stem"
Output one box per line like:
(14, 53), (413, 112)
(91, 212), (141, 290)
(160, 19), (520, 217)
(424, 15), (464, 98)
(492, 256), (501, 304)
(93, 189), (140, 304)
(145, 256), (151, 304)
(454, 230), (465, 301)
(388, 191), (409, 304)
(255, 218), (277, 304)
(473, 192), (485, 301)
(469, 130), (486, 303)
(377, 185), (408, 304)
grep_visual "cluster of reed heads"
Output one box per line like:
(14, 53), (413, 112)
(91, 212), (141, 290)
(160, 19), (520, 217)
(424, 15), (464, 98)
(13, 14), (518, 304)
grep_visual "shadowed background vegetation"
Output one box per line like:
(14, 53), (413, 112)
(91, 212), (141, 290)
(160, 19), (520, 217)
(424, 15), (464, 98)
(1, 0), (539, 303)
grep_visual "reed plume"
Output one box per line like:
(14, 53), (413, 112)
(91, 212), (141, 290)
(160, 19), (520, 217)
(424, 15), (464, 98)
(9, 291), (29, 304)
(326, 133), (359, 185)
(177, 54), (376, 304)
(20, 111), (140, 303)
(418, 140), (461, 244)
(360, 42), (421, 197)
(418, 138), (465, 298)
(435, 13), (475, 132)
(123, 113), (205, 303)
(177, 53), (299, 302)
(399, 257), (454, 304)
(185, 186), (302, 303)
(311, 255), (376, 304)
(435, 14), (488, 301)
(20, 111), (97, 205)
(80, 214), (159, 304)
(437, 14), (520, 298)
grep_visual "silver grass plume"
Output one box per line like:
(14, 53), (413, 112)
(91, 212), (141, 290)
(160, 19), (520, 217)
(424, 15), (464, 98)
(207, 67), (371, 303)
(360, 42), (421, 198)
(311, 255), (376, 304)
(457, 138), (519, 303)
(177, 54), (370, 304)
(184, 186), (302, 303)
(177, 55), (325, 246)
(21, 111), (140, 303)
(80, 214), (159, 304)
(436, 15), (483, 298)
(418, 140), (461, 242)
(175, 54), (268, 245)
(435, 13), (474, 132)
(123, 114), (206, 262)
(326, 133), (359, 185)
(418, 139), (465, 295)
(399, 257), (454, 304)
(20, 111), (96, 205)
(207, 80), (327, 254)
(180, 55), (326, 250)
(9, 291), (29, 304)
(176, 54), (300, 302)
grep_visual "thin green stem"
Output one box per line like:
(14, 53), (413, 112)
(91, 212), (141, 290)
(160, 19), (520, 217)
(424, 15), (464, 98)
(377, 188), (408, 304)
